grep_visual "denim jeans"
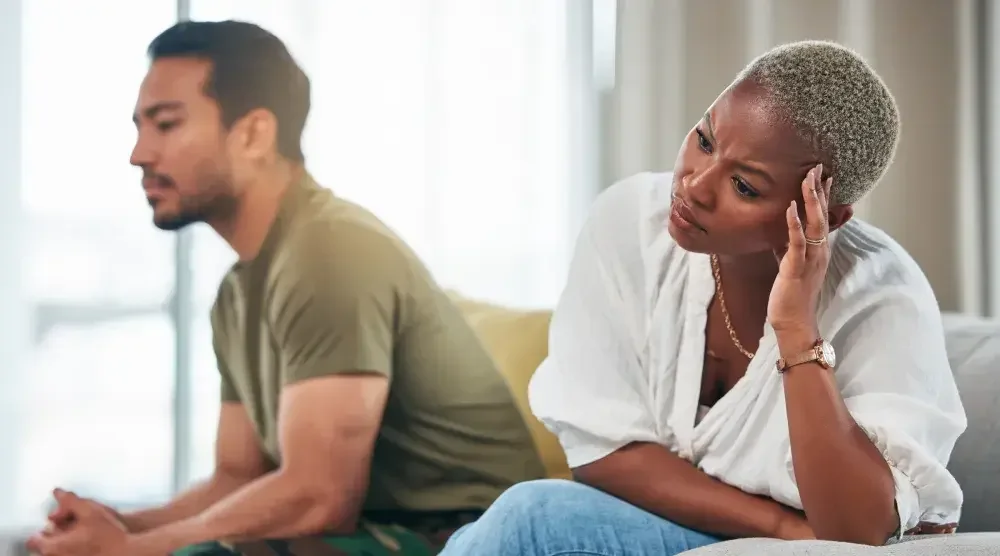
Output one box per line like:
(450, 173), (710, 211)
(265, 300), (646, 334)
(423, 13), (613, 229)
(439, 479), (723, 556)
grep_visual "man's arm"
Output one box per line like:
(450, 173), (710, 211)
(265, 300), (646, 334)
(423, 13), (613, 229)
(130, 374), (389, 553)
(574, 443), (813, 540)
(119, 402), (270, 533)
(128, 223), (403, 553)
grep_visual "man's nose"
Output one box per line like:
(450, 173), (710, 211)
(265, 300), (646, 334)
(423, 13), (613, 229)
(130, 134), (155, 168)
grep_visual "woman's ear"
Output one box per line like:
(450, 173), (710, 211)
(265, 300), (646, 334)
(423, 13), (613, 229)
(827, 204), (854, 232)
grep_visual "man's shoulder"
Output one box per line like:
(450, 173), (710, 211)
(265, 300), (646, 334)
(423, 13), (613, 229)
(272, 196), (426, 291)
(209, 266), (242, 335)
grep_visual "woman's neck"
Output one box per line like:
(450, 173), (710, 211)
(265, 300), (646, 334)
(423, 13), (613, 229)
(715, 250), (780, 300)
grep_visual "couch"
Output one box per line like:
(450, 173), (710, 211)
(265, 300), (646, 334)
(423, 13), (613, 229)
(453, 296), (1000, 554)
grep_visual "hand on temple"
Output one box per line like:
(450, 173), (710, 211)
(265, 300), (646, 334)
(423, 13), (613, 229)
(768, 163), (833, 337)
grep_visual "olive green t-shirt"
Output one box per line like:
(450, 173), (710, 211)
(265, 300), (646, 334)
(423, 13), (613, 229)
(210, 175), (545, 512)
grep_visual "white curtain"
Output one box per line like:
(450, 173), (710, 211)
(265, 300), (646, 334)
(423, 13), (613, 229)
(190, 0), (584, 310)
(8, 0), (179, 529)
(603, 0), (985, 315)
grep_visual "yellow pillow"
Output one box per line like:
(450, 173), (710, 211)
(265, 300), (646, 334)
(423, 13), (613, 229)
(449, 293), (571, 480)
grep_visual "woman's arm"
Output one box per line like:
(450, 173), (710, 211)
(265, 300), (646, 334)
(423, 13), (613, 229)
(574, 442), (814, 540)
(530, 175), (812, 541)
(768, 170), (966, 544)
(777, 329), (897, 545)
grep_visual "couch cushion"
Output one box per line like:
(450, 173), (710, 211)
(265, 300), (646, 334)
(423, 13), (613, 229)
(940, 313), (1000, 532)
(449, 294), (571, 480)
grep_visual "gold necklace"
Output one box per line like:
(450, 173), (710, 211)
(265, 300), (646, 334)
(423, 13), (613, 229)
(710, 253), (754, 360)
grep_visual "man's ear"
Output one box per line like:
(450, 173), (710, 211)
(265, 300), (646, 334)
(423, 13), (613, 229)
(828, 204), (854, 232)
(230, 108), (279, 161)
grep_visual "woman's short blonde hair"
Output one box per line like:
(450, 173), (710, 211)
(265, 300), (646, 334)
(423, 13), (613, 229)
(735, 40), (900, 205)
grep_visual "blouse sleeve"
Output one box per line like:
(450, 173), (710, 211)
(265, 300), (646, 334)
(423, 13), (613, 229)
(797, 279), (968, 535)
(528, 175), (662, 469)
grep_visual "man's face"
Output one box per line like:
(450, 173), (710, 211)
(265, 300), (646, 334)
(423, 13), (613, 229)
(130, 57), (236, 230)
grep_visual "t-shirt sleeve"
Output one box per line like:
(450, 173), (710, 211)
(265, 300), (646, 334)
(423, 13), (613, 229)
(528, 174), (659, 469)
(268, 224), (398, 386)
(216, 335), (241, 403)
(211, 282), (242, 404)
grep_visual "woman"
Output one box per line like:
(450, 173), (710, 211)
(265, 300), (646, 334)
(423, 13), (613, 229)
(440, 40), (967, 555)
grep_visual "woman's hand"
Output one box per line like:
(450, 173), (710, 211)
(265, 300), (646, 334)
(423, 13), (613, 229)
(767, 164), (832, 337)
(774, 510), (817, 541)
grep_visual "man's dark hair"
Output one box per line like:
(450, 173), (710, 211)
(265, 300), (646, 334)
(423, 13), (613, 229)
(148, 20), (310, 162)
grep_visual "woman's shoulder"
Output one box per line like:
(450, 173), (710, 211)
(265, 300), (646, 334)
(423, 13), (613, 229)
(829, 220), (934, 290)
(823, 218), (941, 320)
(584, 171), (673, 235)
(577, 171), (678, 267)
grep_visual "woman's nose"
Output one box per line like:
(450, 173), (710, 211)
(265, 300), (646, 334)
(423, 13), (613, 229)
(682, 166), (718, 210)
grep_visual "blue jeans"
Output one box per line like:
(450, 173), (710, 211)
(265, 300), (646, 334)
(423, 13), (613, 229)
(439, 479), (722, 555)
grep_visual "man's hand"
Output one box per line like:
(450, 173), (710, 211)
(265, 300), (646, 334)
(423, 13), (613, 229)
(27, 490), (153, 556)
(45, 490), (124, 533)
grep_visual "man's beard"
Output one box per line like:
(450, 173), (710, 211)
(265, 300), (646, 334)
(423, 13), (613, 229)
(152, 175), (238, 231)
(153, 205), (204, 231)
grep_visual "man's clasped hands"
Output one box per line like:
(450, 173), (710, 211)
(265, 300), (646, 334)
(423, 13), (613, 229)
(26, 489), (138, 556)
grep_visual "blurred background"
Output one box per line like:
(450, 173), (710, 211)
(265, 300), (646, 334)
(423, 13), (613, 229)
(0, 0), (995, 544)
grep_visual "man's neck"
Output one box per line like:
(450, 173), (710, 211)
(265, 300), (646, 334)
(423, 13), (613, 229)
(211, 164), (305, 262)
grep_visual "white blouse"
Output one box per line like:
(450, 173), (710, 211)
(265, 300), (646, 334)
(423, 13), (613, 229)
(528, 172), (968, 534)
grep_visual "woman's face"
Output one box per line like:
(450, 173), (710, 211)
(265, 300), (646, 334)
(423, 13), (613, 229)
(668, 80), (850, 256)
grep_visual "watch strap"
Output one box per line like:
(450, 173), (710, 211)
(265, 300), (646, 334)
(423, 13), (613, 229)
(775, 339), (823, 373)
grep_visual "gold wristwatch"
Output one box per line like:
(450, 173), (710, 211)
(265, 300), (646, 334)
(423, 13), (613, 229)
(775, 339), (836, 373)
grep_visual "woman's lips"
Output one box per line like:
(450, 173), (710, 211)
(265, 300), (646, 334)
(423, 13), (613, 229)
(670, 195), (707, 233)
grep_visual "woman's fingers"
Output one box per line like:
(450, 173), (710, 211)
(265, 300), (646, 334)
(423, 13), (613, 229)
(785, 200), (806, 269)
(800, 164), (828, 242)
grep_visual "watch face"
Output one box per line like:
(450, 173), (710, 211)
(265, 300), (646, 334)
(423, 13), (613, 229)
(820, 341), (836, 367)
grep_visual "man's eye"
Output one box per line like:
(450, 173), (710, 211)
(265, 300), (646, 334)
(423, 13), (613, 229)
(695, 128), (713, 154)
(156, 121), (179, 132)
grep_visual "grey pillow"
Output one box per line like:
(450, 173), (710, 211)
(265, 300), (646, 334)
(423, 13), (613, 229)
(682, 534), (1000, 555)
(940, 313), (1000, 533)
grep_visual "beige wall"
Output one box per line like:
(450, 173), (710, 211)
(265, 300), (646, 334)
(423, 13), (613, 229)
(605, 0), (983, 313)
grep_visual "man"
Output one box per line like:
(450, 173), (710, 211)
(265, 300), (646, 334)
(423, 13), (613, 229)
(28, 20), (546, 556)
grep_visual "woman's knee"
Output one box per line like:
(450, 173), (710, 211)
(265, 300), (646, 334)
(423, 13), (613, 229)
(442, 479), (721, 556)
(483, 479), (590, 521)
(441, 480), (594, 555)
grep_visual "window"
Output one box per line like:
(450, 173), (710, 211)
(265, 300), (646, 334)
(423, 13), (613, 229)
(9, 0), (179, 529)
(4, 0), (594, 531)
